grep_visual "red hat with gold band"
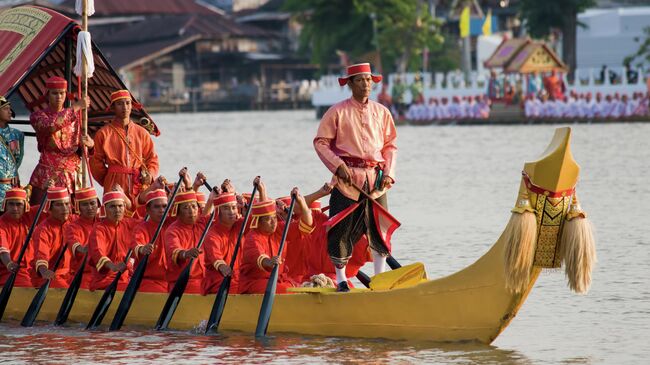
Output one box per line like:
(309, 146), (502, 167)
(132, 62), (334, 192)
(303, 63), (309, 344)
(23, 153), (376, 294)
(43, 187), (70, 212)
(145, 189), (168, 206)
(99, 191), (125, 218)
(171, 191), (197, 217)
(214, 192), (237, 208)
(45, 76), (67, 90)
(108, 89), (142, 109)
(196, 191), (206, 205)
(337, 63), (382, 87)
(74, 187), (99, 212)
(250, 200), (276, 229)
(2, 188), (29, 212)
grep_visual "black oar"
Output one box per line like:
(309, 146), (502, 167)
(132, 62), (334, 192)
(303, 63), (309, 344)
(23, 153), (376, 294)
(0, 192), (48, 321)
(205, 184), (258, 334)
(155, 209), (216, 330)
(21, 243), (68, 327)
(255, 194), (296, 337)
(109, 176), (185, 331)
(86, 249), (133, 330)
(54, 252), (87, 325)
(356, 271), (371, 288)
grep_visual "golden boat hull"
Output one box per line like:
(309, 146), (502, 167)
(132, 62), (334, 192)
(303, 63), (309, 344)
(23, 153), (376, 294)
(1, 127), (579, 343)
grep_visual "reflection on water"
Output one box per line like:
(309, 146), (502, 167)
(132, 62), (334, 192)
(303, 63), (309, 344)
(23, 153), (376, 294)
(0, 322), (532, 364)
(5, 111), (649, 364)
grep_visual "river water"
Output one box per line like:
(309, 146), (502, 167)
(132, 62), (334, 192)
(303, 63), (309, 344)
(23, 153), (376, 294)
(1, 111), (648, 364)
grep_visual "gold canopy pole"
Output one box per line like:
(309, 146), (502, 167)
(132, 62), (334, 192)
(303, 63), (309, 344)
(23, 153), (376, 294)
(80, 0), (89, 187)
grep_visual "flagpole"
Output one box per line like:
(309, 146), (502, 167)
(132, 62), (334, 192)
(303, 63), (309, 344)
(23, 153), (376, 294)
(81, 0), (89, 187)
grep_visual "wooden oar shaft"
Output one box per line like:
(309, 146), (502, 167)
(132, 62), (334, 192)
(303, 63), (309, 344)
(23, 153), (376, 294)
(155, 209), (216, 331)
(21, 242), (68, 327)
(0, 192), (48, 321)
(109, 175), (185, 331)
(255, 195), (296, 337)
(55, 252), (87, 325)
(85, 249), (133, 330)
(205, 184), (258, 334)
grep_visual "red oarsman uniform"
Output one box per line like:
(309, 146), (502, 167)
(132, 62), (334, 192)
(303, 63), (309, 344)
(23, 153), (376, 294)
(0, 188), (42, 287)
(163, 191), (207, 294)
(64, 187), (99, 289)
(87, 191), (139, 291)
(130, 189), (171, 293)
(275, 196), (311, 283)
(240, 200), (313, 294)
(203, 192), (246, 295)
(89, 90), (159, 206)
(32, 187), (72, 288)
(29, 77), (82, 193)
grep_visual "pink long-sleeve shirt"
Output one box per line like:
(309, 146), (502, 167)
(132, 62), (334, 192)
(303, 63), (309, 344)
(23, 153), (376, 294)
(314, 97), (397, 200)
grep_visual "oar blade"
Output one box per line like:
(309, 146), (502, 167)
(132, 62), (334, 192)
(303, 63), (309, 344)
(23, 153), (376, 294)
(155, 264), (191, 331)
(0, 272), (18, 321)
(85, 280), (118, 330)
(255, 266), (280, 337)
(109, 255), (148, 331)
(20, 281), (51, 327)
(55, 254), (87, 326)
(205, 276), (231, 334)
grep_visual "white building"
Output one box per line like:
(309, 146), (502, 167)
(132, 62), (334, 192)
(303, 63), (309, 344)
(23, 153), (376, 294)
(577, 7), (650, 69)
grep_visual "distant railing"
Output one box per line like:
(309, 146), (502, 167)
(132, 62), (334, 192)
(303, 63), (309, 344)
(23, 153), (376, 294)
(312, 67), (648, 106)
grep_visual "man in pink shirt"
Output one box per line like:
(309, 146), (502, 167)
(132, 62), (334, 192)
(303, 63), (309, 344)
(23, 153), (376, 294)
(313, 63), (397, 292)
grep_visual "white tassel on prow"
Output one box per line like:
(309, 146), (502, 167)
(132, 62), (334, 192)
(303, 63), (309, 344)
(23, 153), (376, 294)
(504, 190), (538, 293)
(560, 194), (597, 294)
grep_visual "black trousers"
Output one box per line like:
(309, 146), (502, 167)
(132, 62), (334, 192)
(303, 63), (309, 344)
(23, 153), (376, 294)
(327, 185), (389, 267)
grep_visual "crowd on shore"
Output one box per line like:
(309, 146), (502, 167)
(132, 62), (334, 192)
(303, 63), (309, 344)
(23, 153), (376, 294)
(403, 95), (492, 121)
(524, 91), (650, 119)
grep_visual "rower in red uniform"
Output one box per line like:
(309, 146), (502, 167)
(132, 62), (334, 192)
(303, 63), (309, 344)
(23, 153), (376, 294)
(32, 187), (73, 288)
(130, 188), (171, 293)
(65, 186), (100, 289)
(239, 181), (313, 294)
(202, 190), (245, 295)
(29, 76), (92, 204)
(87, 187), (137, 291)
(0, 188), (42, 287)
(164, 190), (209, 294)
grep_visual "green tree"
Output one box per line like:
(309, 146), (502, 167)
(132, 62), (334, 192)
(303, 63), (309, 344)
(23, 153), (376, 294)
(518, 0), (596, 80)
(625, 26), (650, 67)
(283, 0), (444, 73)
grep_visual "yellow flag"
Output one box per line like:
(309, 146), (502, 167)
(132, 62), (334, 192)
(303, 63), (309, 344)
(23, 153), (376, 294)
(482, 9), (492, 36)
(459, 6), (470, 38)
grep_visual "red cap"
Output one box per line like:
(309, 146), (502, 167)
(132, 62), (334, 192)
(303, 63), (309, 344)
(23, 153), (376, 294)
(2, 188), (29, 212)
(171, 191), (197, 217)
(74, 187), (99, 212)
(214, 192), (237, 208)
(196, 191), (206, 204)
(44, 187), (70, 212)
(250, 200), (276, 228)
(338, 63), (382, 87)
(145, 189), (167, 205)
(309, 200), (321, 211)
(276, 196), (291, 207)
(108, 89), (142, 110)
(45, 76), (67, 90)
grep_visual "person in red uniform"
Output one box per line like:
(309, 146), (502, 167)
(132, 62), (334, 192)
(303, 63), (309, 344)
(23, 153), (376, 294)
(87, 187), (137, 291)
(32, 187), (73, 288)
(163, 189), (210, 294)
(239, 181), (313, 294)
(202, 190), (245, 295)
(29, 76), (92, 204)
(0, 188), (42, 287)
(89, 90), (159, 206)
(65, 186), (99, 289)
(130, 188), (171, 293)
